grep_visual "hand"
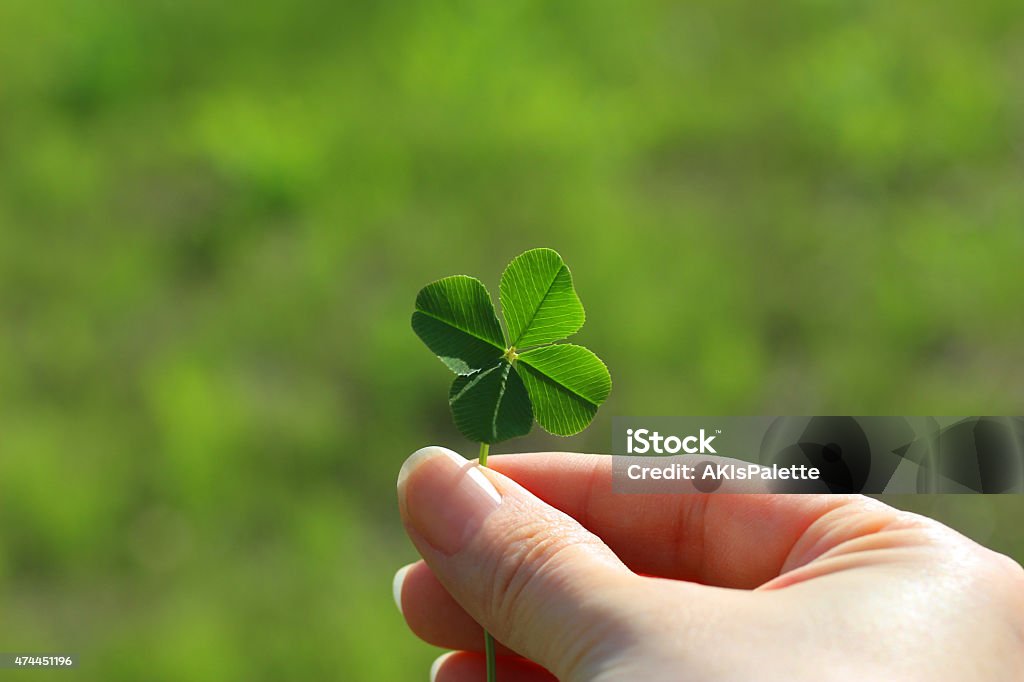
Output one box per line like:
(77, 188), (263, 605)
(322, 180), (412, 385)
(395, 446), (1024, 681)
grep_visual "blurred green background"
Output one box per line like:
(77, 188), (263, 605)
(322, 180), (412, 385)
(1, 0), (1023, 679)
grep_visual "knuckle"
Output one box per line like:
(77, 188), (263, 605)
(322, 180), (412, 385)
(473, 499), (632, 676)
(487, 515), (582, 626)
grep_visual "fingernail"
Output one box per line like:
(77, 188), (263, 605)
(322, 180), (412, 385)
(430, 652), (455, 682)
(397, 446), (502, 555)
(392, 563), (413, 615)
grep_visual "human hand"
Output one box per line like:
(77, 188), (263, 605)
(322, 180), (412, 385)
(395, 446), (1024, 681)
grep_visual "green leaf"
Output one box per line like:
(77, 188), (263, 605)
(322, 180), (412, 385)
(412, 250), (611, 445)
(515, 344), (611, 436)
(499, 248), (585, 348)
(412, 275), (506, 375)
(449, 361), (533, 444)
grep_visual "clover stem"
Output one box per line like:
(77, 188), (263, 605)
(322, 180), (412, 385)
(484, 630), (497, 682)
(477, 441), (497, 682)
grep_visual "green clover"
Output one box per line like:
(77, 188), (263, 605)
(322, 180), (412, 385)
(412, 248), (612, 444)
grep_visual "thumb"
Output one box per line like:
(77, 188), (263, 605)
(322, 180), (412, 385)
(397, 446), (637, 679)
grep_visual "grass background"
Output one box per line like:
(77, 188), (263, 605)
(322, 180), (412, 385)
(1, 1), (1022, 679)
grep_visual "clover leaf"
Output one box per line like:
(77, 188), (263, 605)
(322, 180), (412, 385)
(412, 248), (611, 444)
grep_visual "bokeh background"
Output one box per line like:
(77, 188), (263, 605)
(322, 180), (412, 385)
(2, 1), (1023, 679)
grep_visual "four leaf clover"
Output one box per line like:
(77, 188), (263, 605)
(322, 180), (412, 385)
(412, 248), (611, 444)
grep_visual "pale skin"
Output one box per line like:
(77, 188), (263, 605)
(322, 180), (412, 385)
(395, 447), (1024, 681)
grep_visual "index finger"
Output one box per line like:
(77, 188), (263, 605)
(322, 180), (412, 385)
(486, 452), (877, 588)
